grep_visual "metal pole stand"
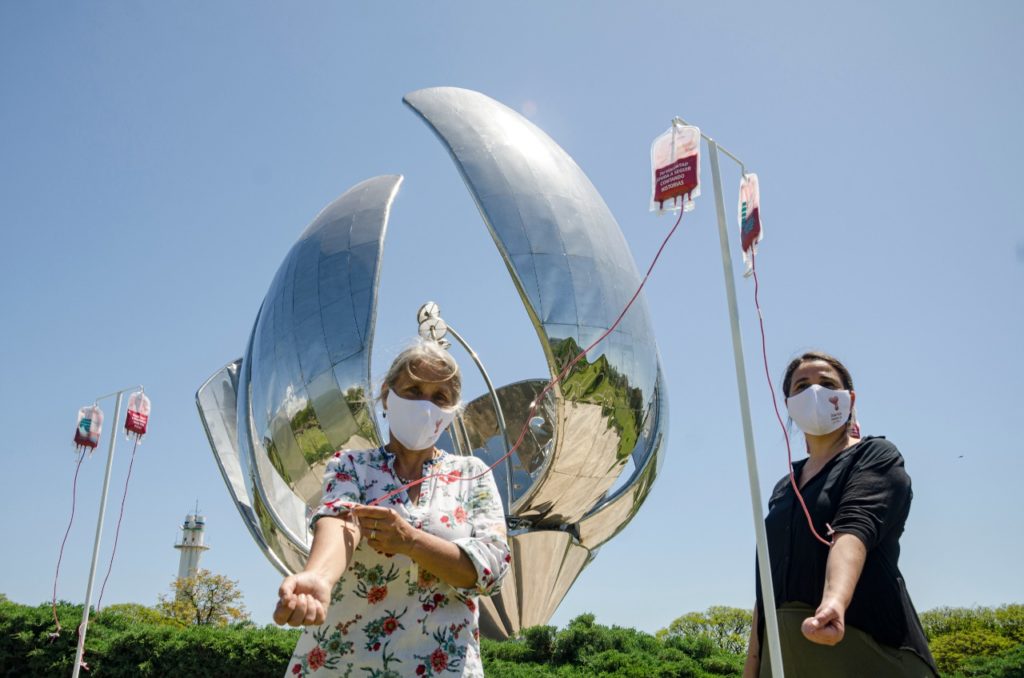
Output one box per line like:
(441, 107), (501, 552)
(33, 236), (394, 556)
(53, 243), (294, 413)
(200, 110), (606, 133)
(72, 385), (139, 678)
(707, 139), (786, 678)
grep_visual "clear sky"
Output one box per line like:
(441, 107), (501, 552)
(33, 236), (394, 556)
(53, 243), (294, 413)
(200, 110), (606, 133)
(1, 2), (1022, 635)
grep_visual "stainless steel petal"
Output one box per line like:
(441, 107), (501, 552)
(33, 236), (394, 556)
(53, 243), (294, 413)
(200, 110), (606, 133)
(238, 175), (401, 555)
(403, 88), (665, 528)
(195, 361), (309, 575)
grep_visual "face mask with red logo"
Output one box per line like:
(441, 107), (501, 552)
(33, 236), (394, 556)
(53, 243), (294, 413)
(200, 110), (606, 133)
(786, 385), (852, 436)
(385, 391), (458, 451)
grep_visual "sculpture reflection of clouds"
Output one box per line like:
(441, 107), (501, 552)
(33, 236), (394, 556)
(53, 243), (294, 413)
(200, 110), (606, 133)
(197, 89), (667, 639)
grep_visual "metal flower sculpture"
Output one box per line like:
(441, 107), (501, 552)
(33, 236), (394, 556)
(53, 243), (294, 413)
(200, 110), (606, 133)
(196, 87), (667, 638)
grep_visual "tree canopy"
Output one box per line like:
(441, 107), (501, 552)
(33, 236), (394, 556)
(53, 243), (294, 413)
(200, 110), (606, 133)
(156, 568), (248, 627)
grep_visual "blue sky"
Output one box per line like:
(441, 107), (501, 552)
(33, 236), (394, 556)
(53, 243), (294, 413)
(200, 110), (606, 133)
(1, 2), (1022, 635)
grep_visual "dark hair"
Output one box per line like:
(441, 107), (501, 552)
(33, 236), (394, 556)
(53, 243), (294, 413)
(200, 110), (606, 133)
(781, 351), (854, 398)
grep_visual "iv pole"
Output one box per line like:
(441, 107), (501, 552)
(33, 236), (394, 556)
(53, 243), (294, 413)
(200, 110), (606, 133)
(673, 117), (786, 678)
(72, 384), (141, 678)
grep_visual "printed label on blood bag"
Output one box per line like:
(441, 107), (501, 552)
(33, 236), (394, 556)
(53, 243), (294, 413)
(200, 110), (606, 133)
(74, 421), (98, 448)
(654, 154), (698, 207)
(741, 205), (761, 252)
(650, 122), (701, 213)
(125, 411), (149, 434)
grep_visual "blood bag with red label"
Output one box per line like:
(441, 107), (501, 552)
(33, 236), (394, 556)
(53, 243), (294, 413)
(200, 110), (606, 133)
(124, 390), (150, 441)
(650, 121), (701, 213)
(738, 173), (763, 277)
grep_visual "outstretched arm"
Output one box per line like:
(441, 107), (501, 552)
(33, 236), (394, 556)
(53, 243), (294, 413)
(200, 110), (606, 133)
(801, 532), (867, 645)
(273, 513), (361, 626)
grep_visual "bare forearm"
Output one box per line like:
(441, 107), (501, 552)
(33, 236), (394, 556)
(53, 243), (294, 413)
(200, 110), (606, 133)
(305, 515), (361, 584)
(409, 530), (478, 589)
(821, 532), (867, 611)
(743, 605), (760, 678)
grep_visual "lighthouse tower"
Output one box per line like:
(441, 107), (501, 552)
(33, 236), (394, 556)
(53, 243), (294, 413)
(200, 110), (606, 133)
(174, 511), (210, 579)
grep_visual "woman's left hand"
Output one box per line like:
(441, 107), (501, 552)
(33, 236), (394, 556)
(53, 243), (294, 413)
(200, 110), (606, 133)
(351, 506), (419, 557)
(801, 601), (846, 645)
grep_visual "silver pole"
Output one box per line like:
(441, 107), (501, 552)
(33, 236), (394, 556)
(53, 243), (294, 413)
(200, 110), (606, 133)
(72, 390), (124, 678)
(445, 325), (515, 513)
(708, 140), (785, 678)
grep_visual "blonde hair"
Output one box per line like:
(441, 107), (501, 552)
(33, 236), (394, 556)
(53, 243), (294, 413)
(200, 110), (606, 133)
(379, 340), (462, 404)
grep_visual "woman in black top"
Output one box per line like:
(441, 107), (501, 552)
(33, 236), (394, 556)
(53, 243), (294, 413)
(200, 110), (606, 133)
(744, 352), (937, 678)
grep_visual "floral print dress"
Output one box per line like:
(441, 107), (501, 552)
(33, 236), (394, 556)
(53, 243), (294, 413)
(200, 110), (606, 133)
(285, 447), (510, 678)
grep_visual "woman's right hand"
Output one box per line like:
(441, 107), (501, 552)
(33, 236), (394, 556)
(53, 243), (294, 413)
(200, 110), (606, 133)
(273, 572), (332, 626)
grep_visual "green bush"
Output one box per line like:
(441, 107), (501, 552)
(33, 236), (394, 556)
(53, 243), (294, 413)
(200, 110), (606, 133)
(919, 603), (1024, 676)
(921, 607), (995, 641)
(930, 628), (1015, 675)
(552, 613), (612, 664)
(956, 642), (1024, 678)
(481, 636), (537, 663)
(522, 624), (558, 662)
(993, 604), (1024, 644)
(0, 598), (299, 677)
(20, 598), (1024, 678)
(482, 614), (742, 677)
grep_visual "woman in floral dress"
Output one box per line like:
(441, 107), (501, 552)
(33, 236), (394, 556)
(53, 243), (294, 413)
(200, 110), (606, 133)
(275, 342), (510, 677)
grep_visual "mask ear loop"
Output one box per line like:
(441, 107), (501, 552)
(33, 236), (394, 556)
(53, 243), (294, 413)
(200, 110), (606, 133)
(848, 405), (861, 439)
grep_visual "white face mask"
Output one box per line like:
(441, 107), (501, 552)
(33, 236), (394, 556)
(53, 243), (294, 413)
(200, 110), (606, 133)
(786, 385), (852, 436)
(385, 391), (457, 451)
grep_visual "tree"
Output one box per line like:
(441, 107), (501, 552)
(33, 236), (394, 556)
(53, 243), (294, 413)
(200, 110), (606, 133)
(157, 569), (248, 627)
(657, 606), (753, 655)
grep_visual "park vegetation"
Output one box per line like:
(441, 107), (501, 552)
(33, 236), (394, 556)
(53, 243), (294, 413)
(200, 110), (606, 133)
(1, 590), (1021, 676)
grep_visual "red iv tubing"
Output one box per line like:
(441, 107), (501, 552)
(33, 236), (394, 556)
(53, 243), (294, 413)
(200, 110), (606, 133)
(52, 453), (87, 633)
(750, 248), (835, 548)
(96, 437), (141, 610)
(369, 207), (687, 509)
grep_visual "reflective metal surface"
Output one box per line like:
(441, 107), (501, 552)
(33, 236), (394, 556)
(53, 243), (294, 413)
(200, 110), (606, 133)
(198, 89), (668, 640)
(404, 87), (667, 634)
(458, 380), (555, 512)
(404, 87), (663, 512)
(198, 175), (400, 561)
(478, 531), (593, 640)
(195, 361), (309, 575)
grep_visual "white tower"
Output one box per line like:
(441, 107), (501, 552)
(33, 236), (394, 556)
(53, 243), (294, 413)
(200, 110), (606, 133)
(174, 511), (210, 580)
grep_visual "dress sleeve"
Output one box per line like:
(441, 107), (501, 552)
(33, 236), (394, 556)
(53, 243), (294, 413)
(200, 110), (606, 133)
(449, 459), (511, 598)
(830, 442), (912, 550)
(309, 450), (365, 529)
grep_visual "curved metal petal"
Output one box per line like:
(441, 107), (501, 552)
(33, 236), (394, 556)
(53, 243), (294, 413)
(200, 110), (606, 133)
(403, 88), (665, 528)
(238, 175), (402, 557)
(195, 361), (308, 575)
